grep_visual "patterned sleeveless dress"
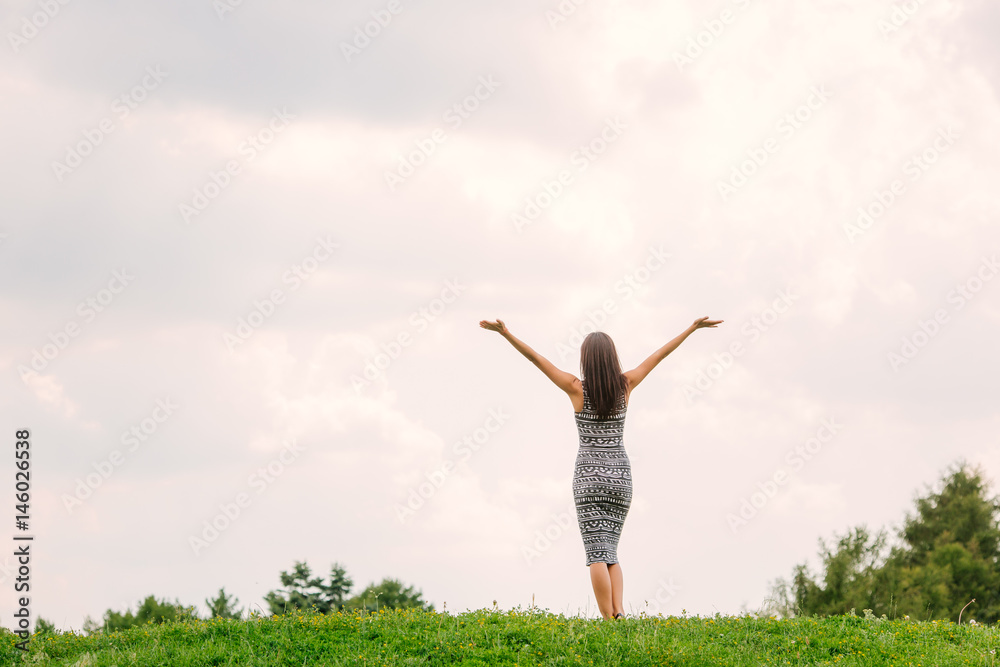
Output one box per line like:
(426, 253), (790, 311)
(572, 383), (632, 566)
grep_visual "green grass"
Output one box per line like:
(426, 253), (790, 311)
(3, 607), (1000, 666)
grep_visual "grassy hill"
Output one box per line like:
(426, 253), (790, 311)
(3, 606), (998, 665)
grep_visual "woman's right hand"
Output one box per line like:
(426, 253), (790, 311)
(479, 319), (510, 336)
(692, 316), (723, 330)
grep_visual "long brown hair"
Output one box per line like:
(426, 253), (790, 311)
(580, 332), (628, 419)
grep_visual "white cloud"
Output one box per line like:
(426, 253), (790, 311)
(2, 0), (999, 630)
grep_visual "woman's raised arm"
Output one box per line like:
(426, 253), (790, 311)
(480, 318), (577, 394)
(624, 316), (723, 392)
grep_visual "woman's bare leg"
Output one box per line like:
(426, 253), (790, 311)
(588, 563), (614, 619)
(608, 563), (624, 617)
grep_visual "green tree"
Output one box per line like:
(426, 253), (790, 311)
(206, 587), (243, 619)
(81, 615), (101, 635)
(343, 577), (435, 613)
(770, 525), (895, 618)
(769, 461), (1000, 623)
(264, 561), (353, 615)
(891, 461), (1000, 622)
(35, 617), (58, 635)
(101, 595), (199, 632)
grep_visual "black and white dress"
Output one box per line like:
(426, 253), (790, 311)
(572, 384), (632, 566)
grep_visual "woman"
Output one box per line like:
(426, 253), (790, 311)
(479, 316), (723, 620)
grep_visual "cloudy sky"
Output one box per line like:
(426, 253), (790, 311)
(2, 0), (999, 631)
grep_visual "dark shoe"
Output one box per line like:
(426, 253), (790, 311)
(614, 612), (624, 620)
